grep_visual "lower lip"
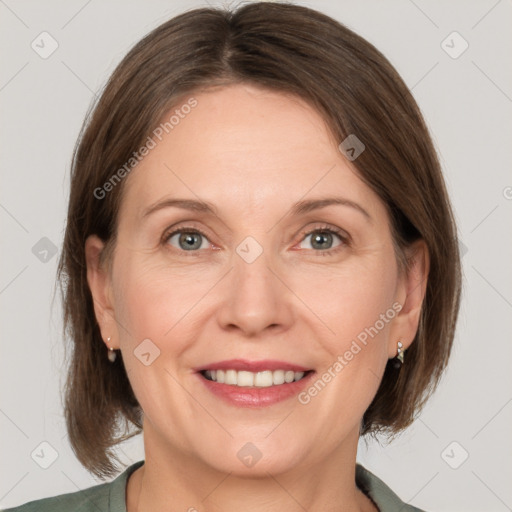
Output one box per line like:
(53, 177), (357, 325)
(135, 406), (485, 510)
(197, 372), (315, 408)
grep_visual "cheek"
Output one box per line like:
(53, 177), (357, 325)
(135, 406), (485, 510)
(290, 252), (398, 355)
(113, 256), (209, 345)
(111, 258), (208, 431)
(291, 254), (398, 417)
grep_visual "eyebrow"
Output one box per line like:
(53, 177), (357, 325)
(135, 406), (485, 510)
(141, 196), (371, 222)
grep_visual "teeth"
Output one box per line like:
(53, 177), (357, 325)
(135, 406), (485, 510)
(273, 370), (285, 385)
(237, 371), (254, 386)
(254, 371), (273, 387)
(203, 369), (306, 387)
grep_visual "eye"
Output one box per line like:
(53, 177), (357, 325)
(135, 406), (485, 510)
(297, 226), (348, 255)
(164, 229), (211, 252)
(162, 225), (349, 256)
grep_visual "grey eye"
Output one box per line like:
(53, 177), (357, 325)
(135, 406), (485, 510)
(167, 231), (209, 251)
(299, 230), (342, 251)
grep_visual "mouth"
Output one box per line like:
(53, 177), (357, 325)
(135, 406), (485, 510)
(194, 359), (315, 407)
(200, 368), (312, 387)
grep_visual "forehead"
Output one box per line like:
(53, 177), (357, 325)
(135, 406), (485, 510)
(119, 84), (385, 224)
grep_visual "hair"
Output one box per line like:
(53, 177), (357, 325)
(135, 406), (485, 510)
(57, 1), (462, 479)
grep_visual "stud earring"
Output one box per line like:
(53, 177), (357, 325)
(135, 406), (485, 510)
(107, 336), (117, 363)
(392, 340), (404, 369)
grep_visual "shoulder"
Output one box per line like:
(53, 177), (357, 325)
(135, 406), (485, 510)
(2, 461), (145, 512)
(356, 464), (427, 512)
(1, 482), (111, 512)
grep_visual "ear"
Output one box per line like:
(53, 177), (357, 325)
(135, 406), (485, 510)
(388, 239), (430, 358)
(85, 235), (119, 350)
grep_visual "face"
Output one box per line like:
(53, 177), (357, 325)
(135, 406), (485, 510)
(87, 83), (426, 476)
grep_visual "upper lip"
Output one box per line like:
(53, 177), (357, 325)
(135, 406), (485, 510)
(193, 359), (312, 373)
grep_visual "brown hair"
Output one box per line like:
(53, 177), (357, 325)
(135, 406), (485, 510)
(57, 2), (462, 478)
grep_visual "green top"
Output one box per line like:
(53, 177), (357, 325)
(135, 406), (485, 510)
(2, 461), (425, 512)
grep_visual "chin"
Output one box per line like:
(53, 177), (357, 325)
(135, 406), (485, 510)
(196, 436), (307, 477)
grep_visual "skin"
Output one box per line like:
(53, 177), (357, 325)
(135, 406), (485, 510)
(86, 83), (429, 512)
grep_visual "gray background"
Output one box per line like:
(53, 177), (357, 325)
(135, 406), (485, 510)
(1, 0), (511, 510)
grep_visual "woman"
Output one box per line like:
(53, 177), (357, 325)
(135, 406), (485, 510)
(4, 2), (461, 511)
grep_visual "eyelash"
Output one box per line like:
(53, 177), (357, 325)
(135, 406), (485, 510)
(161, 224), (350, 257)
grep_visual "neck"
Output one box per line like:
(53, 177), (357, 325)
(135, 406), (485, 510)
(127, 424), (376, 512)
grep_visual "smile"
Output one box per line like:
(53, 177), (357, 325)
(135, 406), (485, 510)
(195, 359), (315, 407)
(201, 369), (309, 387)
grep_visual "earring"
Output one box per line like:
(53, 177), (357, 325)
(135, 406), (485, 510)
(107, 337), (117, 363)
(392, 340), (404, 369)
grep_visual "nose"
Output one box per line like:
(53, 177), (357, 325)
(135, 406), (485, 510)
(216, 247), (295, 337)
